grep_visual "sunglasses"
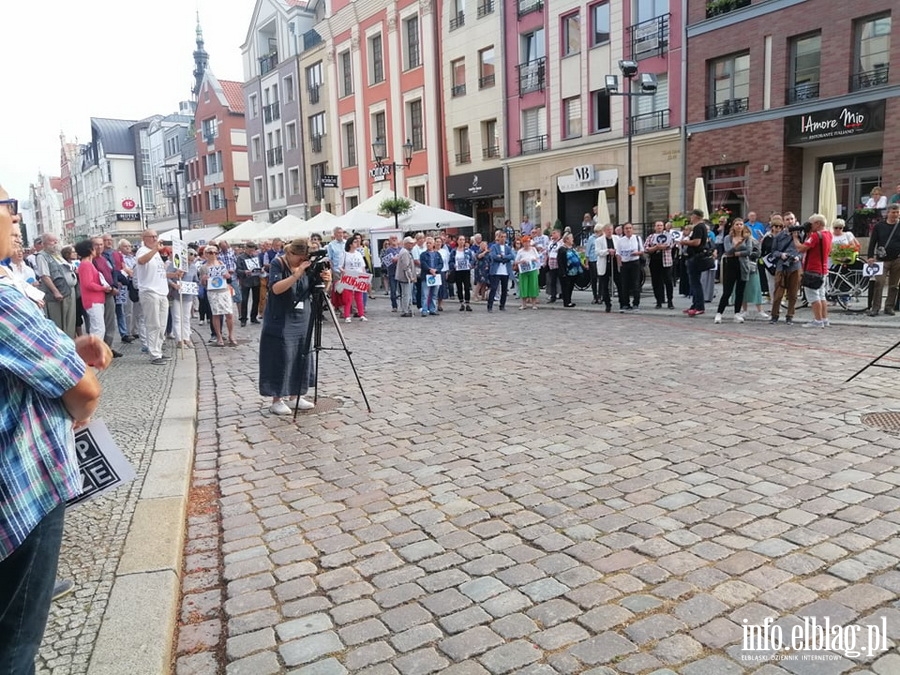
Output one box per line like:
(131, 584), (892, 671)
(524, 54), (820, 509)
(0, 199), (18, 216)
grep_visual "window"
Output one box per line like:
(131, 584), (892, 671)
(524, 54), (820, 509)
(455, 126), (470, 164)
(642, 174), (670, 224)
(405, 16), (421, 69)
(450, 0), (465, 30)
(411, 185), (426, 203)
(521, 189), (541, 226)
(289, 168), (300, 196)
(346, 195), (359, 210)
(788, 33), (821, 103)
(249, 95), (258, 118)
(372, 112), (387, 157)
(201, 117), (218, 142)
(708, 52), (750, 118)
(591, 89), (611, 132)
(853, 14), (891, 90)
(254, 177), (264, 202)
(205, 151), (222, 175)
(343, 122), (357, 167)
(705, 164), (748, 218)
(591, 3), (610, 46)
(479, 47), (495, 88)
(520, 107), (546, 154)
(309, 112), (326, 139)
(306, 62), (323, 89)
(631, 73), (669, 133)
(311, 162), (327, 200)
(370, 34), (384, 84)
(286, 123), (297, 150)
(340, 51), (353, 97)
(407, 100), (424, 150)
(636, 0), (668, 23)
(522, 28), (545, 61)
(482, 119), (499, 158)
(269, 176), (277, 200)
(285, 75), (295, 102)
(563, 97), (581, 138)
(451, 59), (466, 97)
(277, 173), (285, 199)
(252, 136), (261, 162)
(562, 12), (580, 56)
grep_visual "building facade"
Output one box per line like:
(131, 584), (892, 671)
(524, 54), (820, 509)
(685, 0), (898, 224)
(29, 173), (65, 240)
(146, 108), (195, 233)
(59, 135), (81, 239)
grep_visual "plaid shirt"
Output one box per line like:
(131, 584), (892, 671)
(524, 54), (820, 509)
(218, 247), (237, 272)
(0, 279), (85, 560)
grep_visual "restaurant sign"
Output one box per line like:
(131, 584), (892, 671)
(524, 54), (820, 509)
(786, 101), (885, 144)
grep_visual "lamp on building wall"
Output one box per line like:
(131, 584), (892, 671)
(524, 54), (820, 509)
(371, 138), (414, 230)
(605, 60), (658, 225)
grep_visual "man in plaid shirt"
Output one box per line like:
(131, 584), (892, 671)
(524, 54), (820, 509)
(645, 220), (675, 309)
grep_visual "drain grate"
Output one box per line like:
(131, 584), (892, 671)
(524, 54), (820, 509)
(860, 412), (900, 432)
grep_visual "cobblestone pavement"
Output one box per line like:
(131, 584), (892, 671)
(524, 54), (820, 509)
(37, 338), (180, 675)
(177, 289), (900, 675)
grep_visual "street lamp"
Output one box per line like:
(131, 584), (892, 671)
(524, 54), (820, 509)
(164, 162), (186, 239)
(605, 60), (658, 225)
(220, 184), (241, 223)
(371, 138), (414, 230)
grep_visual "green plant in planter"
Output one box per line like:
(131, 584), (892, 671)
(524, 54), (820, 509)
(221, 220), (238, 231)
(380, 197), (413, 217)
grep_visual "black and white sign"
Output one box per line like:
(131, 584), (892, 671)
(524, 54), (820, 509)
(785, 101), (885, 145)
(68, 420), (136, 507)
(117, 213), (142, 222)
(369, 165), (392, 178)
(864, 262), (884, 277)
(320, 175), (339, 188)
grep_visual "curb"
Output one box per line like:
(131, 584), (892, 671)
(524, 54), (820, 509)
(87, 350), (198, 675)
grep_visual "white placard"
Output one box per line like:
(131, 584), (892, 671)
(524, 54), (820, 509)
(68, 419), (136, 508)
(180, 281), (199, 296)
(335, 272), (372, 294)
(863, 262), (884, 277)
(171, 239), (188, 273)
(425, 274), (442, 288)
(519, 259), (539, 274)
(208, 276), (227, 290)
(244, 257), (260, 271)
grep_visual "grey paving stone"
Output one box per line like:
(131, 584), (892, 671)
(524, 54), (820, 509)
(625, 614), (687, 644)
(458, 577), (510, 602)
(225, 651), (282, 675)
(674, 594), (730, 628)
(225, 628), (275, 660)
(478, 639), (542, 674)
(439, 605), (493, 634)
(390, 623), (444, 653)
(338, 617), (390, 646)
(490, 613), (540, 639)
(288, 657), (348, 675)
(438, 626), (504, 660)
(393, 647), (449, 675)
(344, 641), (397, 671)
(276, 613), (334, 641)
(531, 621), (590, 650)
(380, 603), (433, 633)
(678, 655), (744, 675)
(568, 632), (637, 665)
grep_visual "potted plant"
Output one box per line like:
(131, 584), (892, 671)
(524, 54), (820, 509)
(379, 197), (413, 218)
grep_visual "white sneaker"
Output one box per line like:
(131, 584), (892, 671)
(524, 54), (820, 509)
(295, 396), (315, 410)
(360, 316), (368, 321)
(270, 400), (291, 415)
(714, 313), (722, 324)
(345, 317), (352, 323)
(758, 311), (771, 320)
(734, 313), (744, 323)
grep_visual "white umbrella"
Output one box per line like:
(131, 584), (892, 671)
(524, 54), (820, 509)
(596, 190), (612, 227)
(692, 177), (709, 220)
(818, 162), (837, 227)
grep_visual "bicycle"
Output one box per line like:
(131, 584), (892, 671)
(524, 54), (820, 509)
(780, 263), (870, 312)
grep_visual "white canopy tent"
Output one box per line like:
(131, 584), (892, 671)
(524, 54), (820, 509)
(159, 225), (224, 245)
(304, 210), (338, 232)
(216, 220), (270, 244)
(390, 201), (475, 230)
(254, 214), (309, 242)
(329, 210), (392, 233)
(350, 188), (397, 215)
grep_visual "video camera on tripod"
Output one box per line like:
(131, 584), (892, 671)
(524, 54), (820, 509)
(306, 250), (331, 286)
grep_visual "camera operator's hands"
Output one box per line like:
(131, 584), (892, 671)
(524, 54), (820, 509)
(292, 261), (312, 279)
(320, 269), (332, 284)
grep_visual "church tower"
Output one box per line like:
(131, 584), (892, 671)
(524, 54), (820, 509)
(192, 14), (209, 101)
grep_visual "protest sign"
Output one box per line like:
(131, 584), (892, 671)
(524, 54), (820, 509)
(67, 419), (136, 508)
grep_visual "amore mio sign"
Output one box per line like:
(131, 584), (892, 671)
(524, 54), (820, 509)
(786, 101), (884, 144)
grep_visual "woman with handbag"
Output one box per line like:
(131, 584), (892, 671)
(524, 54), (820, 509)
(793, 213), (833, 328)
(714, 220), (749, 324)
(514, 236), (541, 310)
(738, 223), (770, 320)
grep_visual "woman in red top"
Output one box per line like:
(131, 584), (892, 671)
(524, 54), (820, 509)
(75, 239), (109, 339)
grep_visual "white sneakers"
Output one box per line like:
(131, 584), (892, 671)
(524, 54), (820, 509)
(758, 311), (771, 320)
(270, 397), (315, 414)
(360, 316), (368, 321)
(345, 317), (352, 323)
(734, 313), (744, 323)
(714, 313), (723, 324)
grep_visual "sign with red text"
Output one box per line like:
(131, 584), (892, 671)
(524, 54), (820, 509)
(335, 272), (372, 294)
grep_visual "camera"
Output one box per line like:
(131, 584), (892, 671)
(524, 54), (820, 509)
(788, 222), (812, 234)
(307, 249), (330, 285)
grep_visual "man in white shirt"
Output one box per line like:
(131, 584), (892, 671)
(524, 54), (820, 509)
(615, 223), (644, 311)
(135, 230), (171, 365)
(410, 232), (427, 309)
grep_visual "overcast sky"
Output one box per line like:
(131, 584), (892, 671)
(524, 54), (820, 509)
(2, 0), (249, 209)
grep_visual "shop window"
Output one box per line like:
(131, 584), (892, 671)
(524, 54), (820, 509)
(852, 14), (890, 91)
(641, 174), (670, 224)
(704, 164), (748, 218)
(707, 52), (750, 119)
(788, 33), (821, 103)
(521, 189), (541, 226)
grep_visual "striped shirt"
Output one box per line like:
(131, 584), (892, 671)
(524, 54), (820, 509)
(0, 279), (85, 560)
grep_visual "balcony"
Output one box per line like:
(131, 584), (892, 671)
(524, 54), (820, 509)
(266, 146), (283, 167)
(786, 81), (820, 104)
(706, 97), (749, 119)
(263, 102), (281, 124)
(259, 51), (278, 75)
(629, 14), (669, 60)
(455, 151), (471, 164)
(477, 0), (494, 18)
(308, 85), (320, 104)
(451, 84), (467, 97)
(311, 136), (323, 153)
(302, 29), (322, 52)
(202, 133), (216, 146)
(483, 145), (500, 159)
(517, 57), (546, 95)
(630, 109), (670, 135)
(517, 0), (543, 19)
(450, 11), (465, 31)
(850, 66), (889, 92)
(479, 73), (495, 89)
(705, 0), (751, 19)
(518, 134), (548, 154)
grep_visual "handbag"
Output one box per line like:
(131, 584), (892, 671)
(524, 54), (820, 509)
(875, 220), (900, 260)
(801, 235), (825, 289)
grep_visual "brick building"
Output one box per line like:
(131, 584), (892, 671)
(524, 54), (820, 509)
(685, 0), (898, 227)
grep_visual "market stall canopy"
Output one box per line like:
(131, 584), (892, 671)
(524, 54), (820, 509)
(159, 225), (224, 245)
(350, 188), (397, 215)
(387, 201), (475, 230)
(304, 210), (338, 233)
(255, 214), (309, 242)
(216, 220), (270, 244)
(329, 209), (392, 233)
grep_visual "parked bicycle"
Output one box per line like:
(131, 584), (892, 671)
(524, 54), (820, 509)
(782, 263), (870, 312)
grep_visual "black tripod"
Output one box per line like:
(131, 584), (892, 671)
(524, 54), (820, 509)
(294, 283), (372, 419)
(846, 338), (900, 383)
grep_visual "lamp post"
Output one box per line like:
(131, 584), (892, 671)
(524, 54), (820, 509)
(164, 162), (186, 239)
(605, 60), (657, 225)
(371, 138), (414, 230)
(231, 185), (240, 222)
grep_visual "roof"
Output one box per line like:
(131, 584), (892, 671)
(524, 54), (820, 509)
(220, 80), (245, 114)
(91, 117), (138, 156)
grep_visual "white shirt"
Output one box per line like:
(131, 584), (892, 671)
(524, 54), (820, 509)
(135, 246), (169, 296)
(411, 243), (426, 267)
(865, 196), (888, 209)
(832, 232), (857, 247)
(438, 246), (450, 272)
(340, 249), (367, 275)
(615, 235), (644, 263)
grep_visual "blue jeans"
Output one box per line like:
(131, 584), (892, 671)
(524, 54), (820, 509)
(115, 303), (127, 337)
(687, 257), (705, 311)
(388, 276), (400, 309)
(420, 283), (438, 314)
(0, 502), (65, 675)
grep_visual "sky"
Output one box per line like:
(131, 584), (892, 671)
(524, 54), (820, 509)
(2, 0), (251, 208)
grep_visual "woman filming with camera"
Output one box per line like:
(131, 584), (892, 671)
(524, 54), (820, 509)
(259, 238), (332, 416)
